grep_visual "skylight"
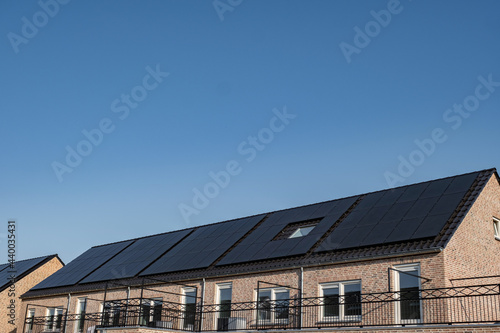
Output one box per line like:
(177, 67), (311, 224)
(289, 225), (316, 239)
(271, 219), (321, 241)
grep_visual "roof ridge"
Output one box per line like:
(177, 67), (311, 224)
(1, 254), (58, 266)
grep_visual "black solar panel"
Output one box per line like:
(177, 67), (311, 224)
(315, 227), (353, 252)
(32, 241), (133, 290)
(359, 220), (400, 246)
(287, 235), (320, 256)
(335, 225), (376, 249)
(374, 187), (406, 207)
(357, 206), (389, 226)
(333, 209), (368, 230)
(397, 182), (428, 203)
(412, 213), (452, 239)
(404, 197), (440, 220)
(382, 201), (414, 221)
(355, 191), (385, 210)
(140, 214), (265, 276)
(80, 229), (192, 283)
(315, 172), (480, 252)
(445, 173), (477, 194)
(217, 196), (359, 265)
(0, 256), (48, 290)
(420, 178), (453, 198)
(383, 217), (425, 243)
(429, 192), (467, 216)
(312, 201), (343, 217)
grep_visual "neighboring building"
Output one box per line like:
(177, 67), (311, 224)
(21, 169), (500, 333)
(0, 255), (64, 333)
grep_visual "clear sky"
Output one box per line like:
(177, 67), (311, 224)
(1, 0), (499, 264)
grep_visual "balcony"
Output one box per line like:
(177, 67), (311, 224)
(24, 284), (500, 333)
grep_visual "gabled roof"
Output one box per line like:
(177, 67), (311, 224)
(23, 168), (497, 298)
(0, 254), (63, 293)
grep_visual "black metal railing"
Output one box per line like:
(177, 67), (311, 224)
(25, 312), (102, 333)
(24, 284), (500, 333)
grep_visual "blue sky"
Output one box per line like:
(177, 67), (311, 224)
(1, 0), (499, 264)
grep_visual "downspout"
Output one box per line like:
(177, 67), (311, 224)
(299, 267), (304, 330)
(63, 293), (71, 333)
(199, 278), (206, 332)
(125, 286), (130, 325)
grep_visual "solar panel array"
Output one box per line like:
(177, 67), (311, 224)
(29, 171), (483, 291)
(0, 256), (48, 290)
(80, 229), (192, 283)
(32, 241), (133, 290)
(217, 196), (359, 265)
(315, 172), (478, 252)
(140, 214), (266, 276)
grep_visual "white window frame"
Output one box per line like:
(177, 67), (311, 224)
(74, 298), (87, 333)
(255, 287), (290, 324)
(216, 283), (233, 318)
(100, 301), (122, 327)
(493, 217), (500, 241)
(140, 297), (163, 325)
(45, 307), (64, 331)
(319, 280), (362, 322)
(393, 263), (422, 325)
(182, 287), (197, 330)
(26, 309), (36, 333)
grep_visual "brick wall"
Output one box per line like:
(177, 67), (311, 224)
(444, 174), (500, 286)
(0, 256), (63, 333)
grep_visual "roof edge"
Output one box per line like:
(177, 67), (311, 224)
(1, 254), (62, 293)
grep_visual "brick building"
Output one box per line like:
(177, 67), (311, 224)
(0, 255), (64, 333)
(20, 169), (500, 333)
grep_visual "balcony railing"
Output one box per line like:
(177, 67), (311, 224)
(24, 284), (500, 333)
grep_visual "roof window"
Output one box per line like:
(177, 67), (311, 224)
(273, 219), (320, 240)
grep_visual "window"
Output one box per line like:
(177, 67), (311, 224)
(289, 225), (315, 238)
(217, 283), (232, 318)
(25, 309), (35, 333)
(140, 298), (163, 326)
(112, 305), (122, 327)
(494, 218), (500, 240)
(394, 264), (422, 324)
(75, 298), (87, 333)
(320, 281), (361, 321)
(273, 219), (320, 240)
(182, 288), (197, 330)
(45, 307), (64, 331)
(102, 303), (111, 326)
(102, 301), (122, 327)
(256, 288), (290, 324)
